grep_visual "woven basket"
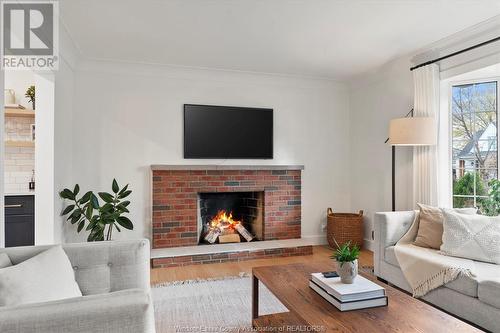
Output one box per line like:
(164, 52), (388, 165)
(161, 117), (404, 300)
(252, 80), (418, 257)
(326, 208), (364, 249)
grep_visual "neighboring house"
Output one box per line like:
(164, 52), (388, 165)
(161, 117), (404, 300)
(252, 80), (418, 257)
(454, 122), (497, 180)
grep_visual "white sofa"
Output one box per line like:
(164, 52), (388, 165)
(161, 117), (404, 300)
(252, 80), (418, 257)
(374, 211), (500, 332)
(0, 239), (155, 333)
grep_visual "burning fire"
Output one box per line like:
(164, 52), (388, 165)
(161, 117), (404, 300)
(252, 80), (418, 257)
(209, 210), (241, 230)
(204, 210), (254, 244)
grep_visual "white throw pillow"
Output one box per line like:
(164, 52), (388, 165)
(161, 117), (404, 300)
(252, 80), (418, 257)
(0, 253), (11, 268)
(0, 246), (82, 306)
(441, 210), (500, 264)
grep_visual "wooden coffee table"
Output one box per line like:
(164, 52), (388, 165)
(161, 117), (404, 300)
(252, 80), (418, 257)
(252, 262), (481, 332)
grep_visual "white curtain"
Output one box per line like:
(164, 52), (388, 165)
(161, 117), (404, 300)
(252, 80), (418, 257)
(413, 64), (440, 206)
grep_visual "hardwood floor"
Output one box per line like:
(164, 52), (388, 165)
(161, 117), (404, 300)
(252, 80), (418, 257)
(151, 245), (373, 285)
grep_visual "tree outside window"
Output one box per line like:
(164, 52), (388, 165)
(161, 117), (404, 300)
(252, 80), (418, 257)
(452, 81), (498, 210)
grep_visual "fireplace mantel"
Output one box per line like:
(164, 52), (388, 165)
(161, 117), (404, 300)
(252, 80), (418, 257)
(151, 164), (304, 171)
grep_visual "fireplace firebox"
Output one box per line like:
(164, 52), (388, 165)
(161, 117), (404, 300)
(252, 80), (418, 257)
(198, 192), (264, 245)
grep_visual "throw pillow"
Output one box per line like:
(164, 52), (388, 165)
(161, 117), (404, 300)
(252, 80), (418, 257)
(413, 203), (476, 249)
(441, 210), (500, 264)
(0, 253), (11, 268)
(0, 246), (82, 306)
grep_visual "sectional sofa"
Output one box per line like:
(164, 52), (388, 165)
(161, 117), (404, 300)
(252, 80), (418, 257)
(374, 211), (500, 332)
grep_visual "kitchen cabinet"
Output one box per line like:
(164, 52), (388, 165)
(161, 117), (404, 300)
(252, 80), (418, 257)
(5, 195), (34, 247)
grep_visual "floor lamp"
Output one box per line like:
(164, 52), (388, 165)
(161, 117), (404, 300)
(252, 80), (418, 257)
(387, 117), (437, 211)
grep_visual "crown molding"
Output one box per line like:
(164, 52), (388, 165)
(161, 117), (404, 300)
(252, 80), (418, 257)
(411, 15), (500, 66)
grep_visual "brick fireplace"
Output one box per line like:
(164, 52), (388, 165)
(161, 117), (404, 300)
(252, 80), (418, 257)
(151, 165), (312, 267)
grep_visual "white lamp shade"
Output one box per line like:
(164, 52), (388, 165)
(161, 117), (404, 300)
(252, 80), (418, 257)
(388, 117), (437, 146)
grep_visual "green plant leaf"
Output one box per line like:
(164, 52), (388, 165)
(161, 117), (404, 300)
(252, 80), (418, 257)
(86, 216), (99, 231)
(116, 204), (129, 213)
(86, 222), (95, 231)
(77, 220), (85, 232)
(98, 192), (114, 203)
(330, 241), (360, 262)
(118, 190), (132, 199)
(79, 191), (92, 204)
(118, 184), (129, 195)
(73, 184), (80, 196)
(62, 205), (75, 215)
(120, 200), (130, 207)
(116, 216), (133, 230)
(112, 179), (119, 193)
(91, 193), (100, 209)
(60, 189), (74, 200)
(114, 223), (121, 232)
(70, 214), (80, 224)
(85, 204), (93, 220)
(88, 225), (104, 242)
(100, 202), (114, 213)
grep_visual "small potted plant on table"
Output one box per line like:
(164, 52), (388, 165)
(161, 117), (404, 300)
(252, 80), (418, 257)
(331, 240), (360, 284)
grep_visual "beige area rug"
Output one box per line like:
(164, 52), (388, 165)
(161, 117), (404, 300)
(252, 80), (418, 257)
(152, 274), (287, 333)
(152, 267), (375, 333)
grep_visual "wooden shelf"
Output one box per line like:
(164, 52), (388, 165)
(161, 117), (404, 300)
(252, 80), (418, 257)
(5, 108), (35, 118)
(5, 141), (35, 147)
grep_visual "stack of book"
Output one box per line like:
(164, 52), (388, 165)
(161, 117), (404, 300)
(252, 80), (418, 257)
(309, 272), (387, 311)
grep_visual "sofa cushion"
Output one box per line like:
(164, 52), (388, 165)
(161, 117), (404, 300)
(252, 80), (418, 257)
(475, 261), (500, 309)
(437, 259), (500, 299)
(478, 279), (500, 309)
(444, 274), (477, 297)
(0, 246), (82, 306)
(384, 246), (399, 267)
(0, 253), (11, 269)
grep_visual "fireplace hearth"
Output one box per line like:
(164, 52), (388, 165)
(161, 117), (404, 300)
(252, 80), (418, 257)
(198, 192), (263, 244)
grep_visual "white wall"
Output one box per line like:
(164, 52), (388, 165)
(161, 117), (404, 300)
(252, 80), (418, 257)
(54, 59), (75, 243)
(66, 61), (352, 243)
(349, 56), (415, 249)
(34, 73), (55, 245)
(4, 71), (35, 108)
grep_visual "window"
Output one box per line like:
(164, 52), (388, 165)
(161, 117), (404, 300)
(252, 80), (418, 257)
(452, 81), (498, 209)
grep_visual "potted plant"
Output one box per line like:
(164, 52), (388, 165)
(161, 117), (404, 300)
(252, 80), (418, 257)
(59, 179), (133, 241)
(25, 85), (35, 110)
(331, 240), (360, 284)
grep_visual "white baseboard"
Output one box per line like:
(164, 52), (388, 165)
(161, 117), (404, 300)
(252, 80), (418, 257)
(300, 235), (374, 252)
(301, 235), (328, 246)
(301, 236), (373, 250)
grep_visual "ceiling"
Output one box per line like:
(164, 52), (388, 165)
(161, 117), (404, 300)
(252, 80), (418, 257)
(60, 0), (500, 80)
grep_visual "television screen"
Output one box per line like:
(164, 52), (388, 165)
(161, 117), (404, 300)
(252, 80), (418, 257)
(184, 104), (273, 159)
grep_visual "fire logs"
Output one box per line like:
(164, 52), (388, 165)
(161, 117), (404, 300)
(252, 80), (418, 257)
(235, 223), (254, 242)
(203, 210), (255, 244)
(219, 234), (241, 243)
(204, 228), (221, 244)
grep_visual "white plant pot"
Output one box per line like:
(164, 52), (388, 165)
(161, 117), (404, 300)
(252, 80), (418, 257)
(337, 259), (358, 284)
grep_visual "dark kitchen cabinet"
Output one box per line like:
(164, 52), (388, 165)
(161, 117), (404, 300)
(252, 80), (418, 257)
(5, 195), (34, 247)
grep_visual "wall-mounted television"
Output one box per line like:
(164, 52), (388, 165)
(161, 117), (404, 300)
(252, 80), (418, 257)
(184, 104), (273, 159)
